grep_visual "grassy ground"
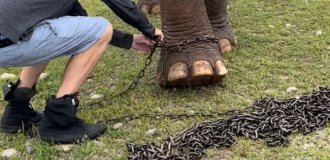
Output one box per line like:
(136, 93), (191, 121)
(1, 0), (330, 159)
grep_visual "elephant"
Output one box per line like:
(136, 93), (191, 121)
(138, 0), (161, 15)
(139, 0), (236, 86)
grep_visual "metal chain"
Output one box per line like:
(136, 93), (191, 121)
(86, 40), (164, 107)
(127, 87), (330, 160)
(99, 107), (253, 124)
(112, 48), (155, 98)
(41, 45), (157, 100)
(161, 35), (218, 52)
(76, 35), (330, 159)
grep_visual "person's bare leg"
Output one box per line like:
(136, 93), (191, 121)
(56, 24), (113, 98)
(18, 63), (48, 88)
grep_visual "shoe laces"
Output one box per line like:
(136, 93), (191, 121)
(27, 103), (36, 114)
(74, 117), (85, 124)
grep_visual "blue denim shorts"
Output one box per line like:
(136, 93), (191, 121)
(0, 16), (109, 67)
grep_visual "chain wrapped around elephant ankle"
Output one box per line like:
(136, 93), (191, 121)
(160, 35), (219, 52)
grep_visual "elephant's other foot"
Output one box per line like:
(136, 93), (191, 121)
(150, 4), (160, 15)
(204, 0), (236, 54)
(138, 0), (161, 15)
(140, 5), (150, 15)
(219, 39), (232, 54)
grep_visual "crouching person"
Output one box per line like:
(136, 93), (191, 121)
(0, 0), (161, 143)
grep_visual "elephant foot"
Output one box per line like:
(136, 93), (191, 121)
(140, 5), (149, 15)
(167, 60), (227, 86)
(158, 41), (227, 86)
(138, 0), (161, 15)
(219, 39), (232, 54)
(205, 0), (236, 54)
(212, 26), (236, 55)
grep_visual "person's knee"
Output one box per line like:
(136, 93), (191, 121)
(99, 17), (113, 43)
(104, 22), (113, 42)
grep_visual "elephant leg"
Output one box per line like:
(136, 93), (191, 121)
(138, 0), (160, 15)
(205, 0), (236, 54)
(158, 0), (228, 86)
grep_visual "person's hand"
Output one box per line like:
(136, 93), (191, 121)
(154, 28), (164, 41)
(131, 34), (157, 55)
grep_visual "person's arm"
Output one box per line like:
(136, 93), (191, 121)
(67, 1), (88, 16)
(101, 0), (156, 39)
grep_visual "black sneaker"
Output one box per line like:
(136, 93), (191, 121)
(0, 82), (43, 133)
(38, 95), (107, 143)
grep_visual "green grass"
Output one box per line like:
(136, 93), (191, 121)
(1, 0), (330, 159)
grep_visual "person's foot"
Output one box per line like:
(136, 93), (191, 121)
(38, 95), (107, 143)
(0, 82), (42, 133)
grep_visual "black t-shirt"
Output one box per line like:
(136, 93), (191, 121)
(0, 0), (76, 42)
(0, 0), (155, 48)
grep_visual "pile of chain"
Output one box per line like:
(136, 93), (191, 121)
(127, 87), (330, 159)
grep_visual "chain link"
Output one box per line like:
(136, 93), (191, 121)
(160, 35), (218, 52)
(86, 40), (162, 107)
(127, 87), (330, 159)
(99, 107), (252, 124)
(119, 48), (155, 95)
